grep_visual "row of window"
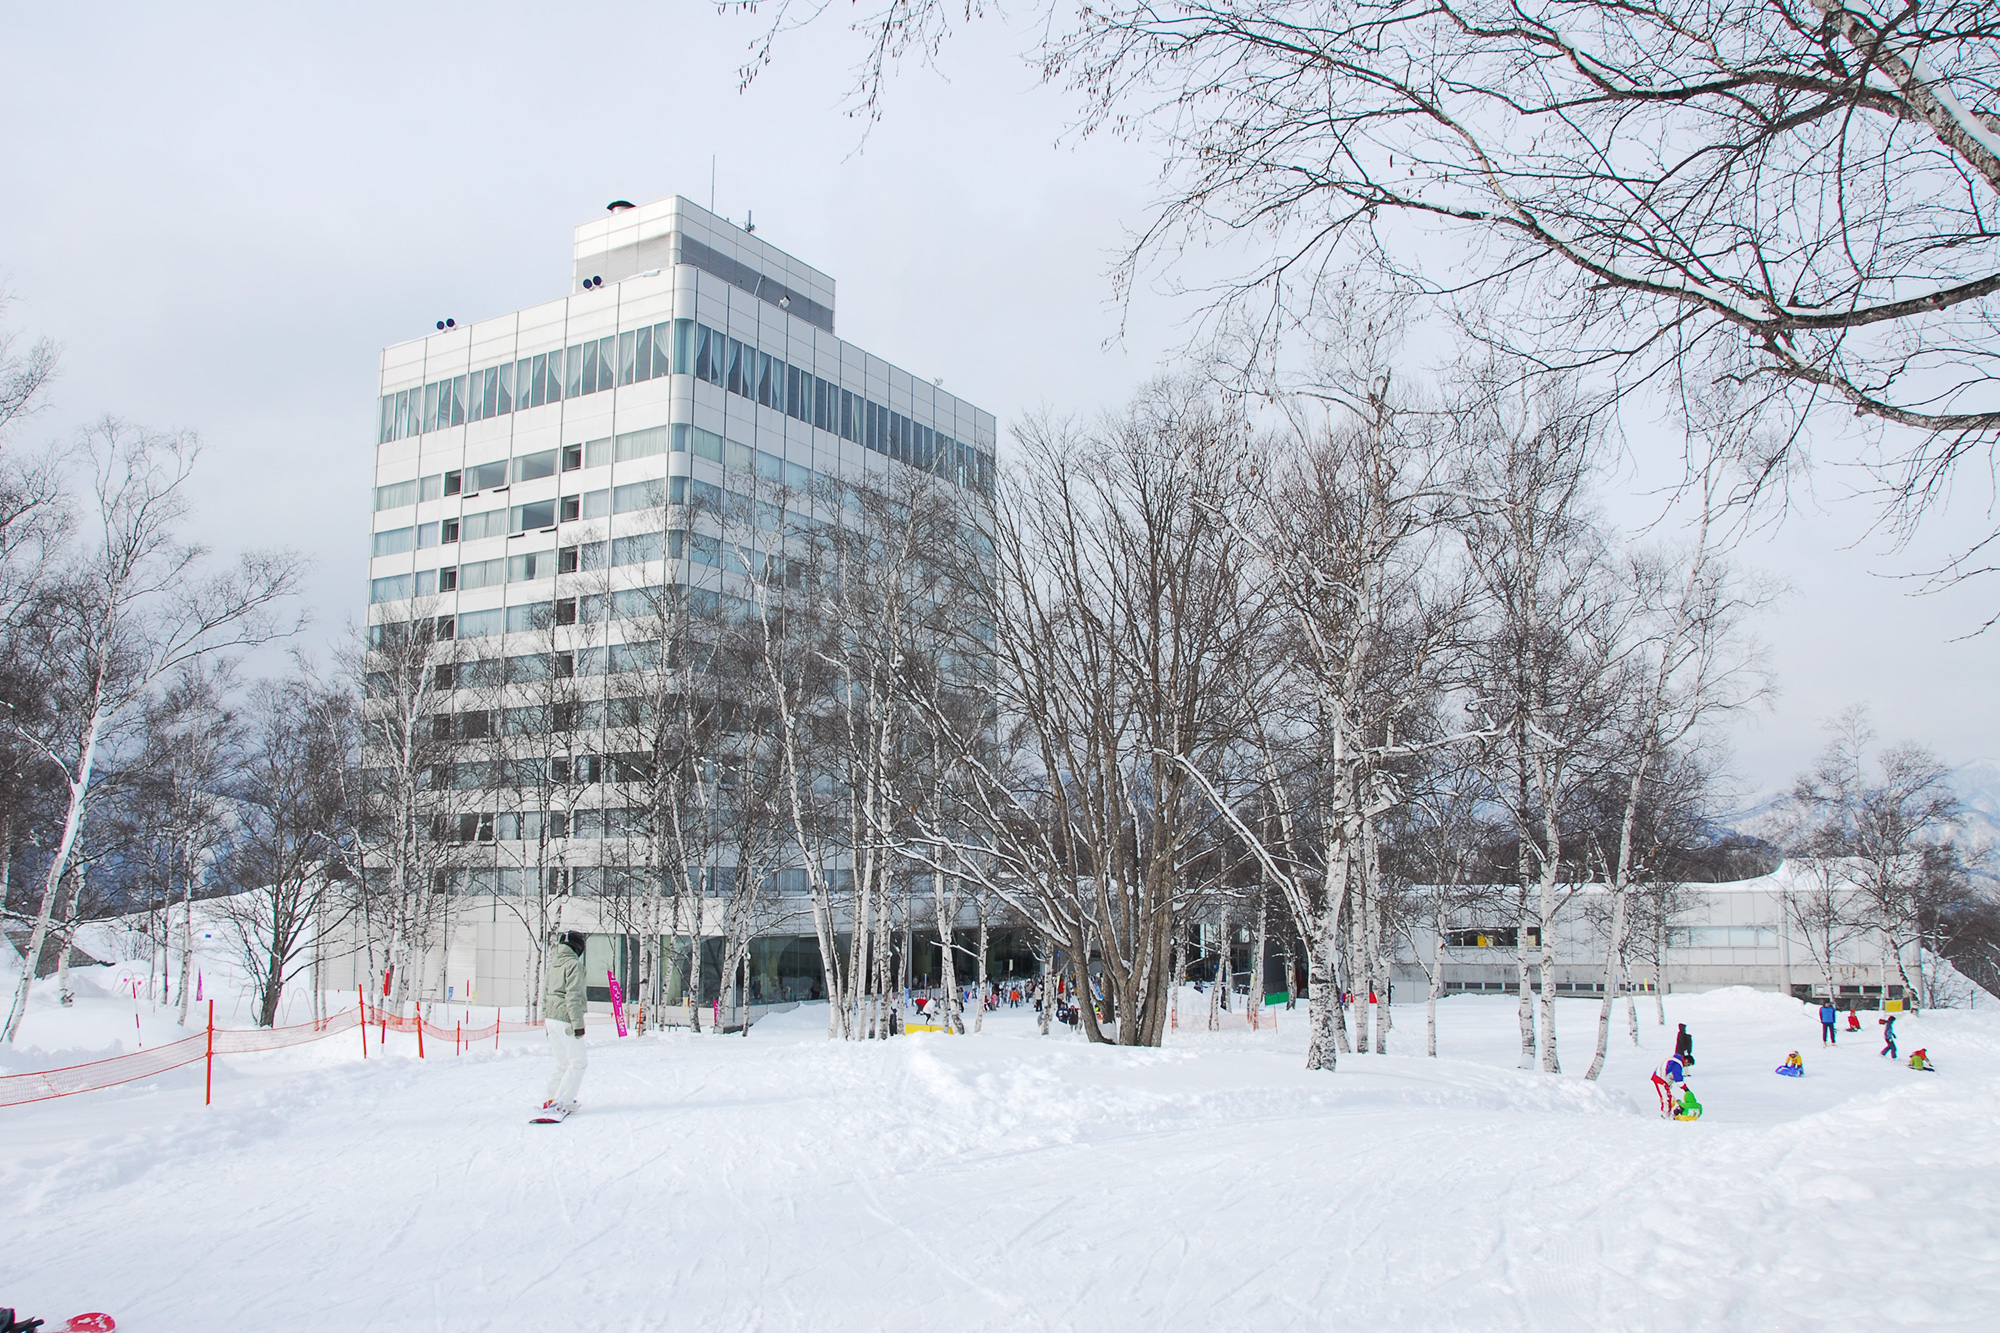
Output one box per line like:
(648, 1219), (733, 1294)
(379, 322), (681, 443)
(685, 322), (992, 492)
(369, 525), (788, 606)
(366, 587), (757, 643)
(376, 320), (995, 494)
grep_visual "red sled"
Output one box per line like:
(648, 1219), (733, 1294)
(65, 1318), (117, 1333)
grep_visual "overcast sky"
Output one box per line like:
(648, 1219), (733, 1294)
(3, 2), (1994, 798)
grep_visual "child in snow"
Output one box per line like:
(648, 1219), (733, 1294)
(1879, 1014), (1898, 1060)
(541, 929), (589, 1116)
(1775, 1051), (1804, 1077)
(1909, 1048), (1935, 1072)
(1652, 1052), (1693, 1119)
(1818, 1001), (1838, 1045)
(1674, 1023), (1694, 1065)
(1847, 1010), (1861, 1033)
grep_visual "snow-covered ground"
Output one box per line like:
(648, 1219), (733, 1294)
(5, 949), (1998, 1331)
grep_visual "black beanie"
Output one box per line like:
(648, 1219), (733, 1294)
(563, 930), (586, 958)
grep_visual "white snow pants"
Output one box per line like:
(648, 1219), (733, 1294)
(544, 1025), (587, 1104)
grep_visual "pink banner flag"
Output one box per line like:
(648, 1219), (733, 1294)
(607, 969), (628, 1037)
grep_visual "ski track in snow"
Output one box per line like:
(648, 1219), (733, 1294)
(4, 963), (1999, 1331)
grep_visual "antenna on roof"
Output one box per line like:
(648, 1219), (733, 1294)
(745, 210), (755, 234)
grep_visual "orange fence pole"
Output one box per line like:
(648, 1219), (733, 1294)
(416, 1003), (426, 1059)
(358, 985), (369, 1059)
(495, 1006), (501, 1050)
(204, 1000), (214, 1106)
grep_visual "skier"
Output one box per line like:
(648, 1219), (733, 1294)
(1651, 1050), (1693, 1119)
(1674, 1023), (1694, 1065)
(1818, 1000), (1838, 1045)
(1878, 1013), (1898, 1060)
(540, 929), (588, 1118)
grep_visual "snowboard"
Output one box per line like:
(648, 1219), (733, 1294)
(0, 1314), (114, 1333)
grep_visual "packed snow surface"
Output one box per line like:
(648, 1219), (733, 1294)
(4, 957), (1998, 1330)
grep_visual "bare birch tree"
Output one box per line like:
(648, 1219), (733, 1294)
(3, 426), (300, 1044)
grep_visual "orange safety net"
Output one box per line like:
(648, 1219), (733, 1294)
(1, 1004), (543, 1108)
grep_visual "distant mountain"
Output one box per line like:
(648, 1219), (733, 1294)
(1725, 759), (2000, 857)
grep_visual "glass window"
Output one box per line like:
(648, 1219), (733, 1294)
(419, 474), (442, 502)
(559, 495), (579, 522)
(460, 508), (509, 541)
(513, 449), (558, 483)
(416, 522), (439, 549)
(378, 396), (394, 445)
(456, 608), (504, 638)
(597, 336), (616, 390)
(422, 382), (440, 433)
(373, 480), (418, 512)
(481, 367), (499, 419)
(758, 352), (779, 409)
(450, 375), (468, 427)
(614, 426), (668, 461)
(373, 526), (415, 556)
(508, 551), (550, 582)
(612, 532), (664, 565)
(694, 324), (716, 383)
(612, 480), (661, 514)
(785, 461), (811, 490)
(444, 470), (462, 496)
(757, 451), (783, 481)
(562, 444), (583, 471)
(725, 440), (754, 472)
(497, 362), (514, 415)
(583, 436), (613, 468)
(727, 338), (748, 397)
(440, 518), (460, 544)
(672, 320), (693, 377)
(458, 557), (506, 590)
(581, 489), (610, 518)
(528, 354), (547, 408)
(564, 344), (584, 398)
(369, 574), (412, 603)
(505, 604), (544, 633)
(618, 329), (638, 386)
(813, 378), (829, 432)
(438, 566), (459, 591)
(511, 499), (557, 532)
(415, 569), (437, 596)
(689, 532), (720, 567)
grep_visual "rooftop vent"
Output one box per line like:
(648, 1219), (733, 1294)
(607, 200), (634, 211)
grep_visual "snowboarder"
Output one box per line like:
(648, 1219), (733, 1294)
(1818, 1001), (1838, 1045)
(1879, 1014), (1898, 1060)
(1909, 1048), (1935, 1072)
(1652, 1051), (1693, 1119)
(1674, 1023), (1694, 1064)
(540, 929), (588, 1117)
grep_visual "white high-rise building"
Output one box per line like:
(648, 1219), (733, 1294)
(360, 197), (998, 1013)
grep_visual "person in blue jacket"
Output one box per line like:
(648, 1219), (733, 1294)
(1819, 1000), (1838, 1045)
(1879, 1013), (1898, 1059)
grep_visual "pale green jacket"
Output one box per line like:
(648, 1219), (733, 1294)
(544, 941), (587, 1027)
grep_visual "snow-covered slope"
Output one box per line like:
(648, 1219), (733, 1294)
(4, 956), (1998, 1330)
